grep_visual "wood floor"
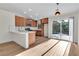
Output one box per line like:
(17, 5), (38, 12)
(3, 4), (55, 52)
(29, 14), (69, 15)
(0, 36), (79, 56)
(16, 39), (59, 56)
(0, 41), (25, 56)
(30, 36), (49, 48)
(69, 43), (79, 56)
(0, 36), (48, 56)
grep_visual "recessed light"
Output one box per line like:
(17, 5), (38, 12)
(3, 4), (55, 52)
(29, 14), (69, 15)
(28, 8), (32, 12)
(30, 15), (33, 17)
(24, 12), (27, 14)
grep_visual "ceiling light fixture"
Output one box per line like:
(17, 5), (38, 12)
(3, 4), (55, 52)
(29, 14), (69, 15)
(55, 3), (61, 16)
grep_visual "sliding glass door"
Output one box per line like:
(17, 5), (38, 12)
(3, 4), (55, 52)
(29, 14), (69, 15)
(62, 20), (69, 35)
(52, 20), (61, 39)
(53, 21), (60, 34)
(52, 18), (73, 42)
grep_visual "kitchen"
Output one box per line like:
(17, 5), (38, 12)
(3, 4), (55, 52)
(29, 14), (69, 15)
(9, 15), (48, 48)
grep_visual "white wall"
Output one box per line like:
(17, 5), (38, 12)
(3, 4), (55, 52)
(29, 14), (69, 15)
(0, 9), (15, 44)
(78, 14), (79, 44)
(48, 12), (79, 43)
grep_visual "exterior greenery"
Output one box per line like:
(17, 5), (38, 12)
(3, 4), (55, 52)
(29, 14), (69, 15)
(53, 20), (69, 35)
(62, 20), (69, 35)
(53, 21), (60, 34)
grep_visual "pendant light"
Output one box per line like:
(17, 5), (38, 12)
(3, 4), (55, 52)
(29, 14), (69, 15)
(55, 3), (61, 16)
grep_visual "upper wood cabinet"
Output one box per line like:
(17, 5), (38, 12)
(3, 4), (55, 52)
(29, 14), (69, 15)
(25, 19), (31, 26)
(15, 16), (26, 26)
(15, 16), (37, 27)
(31, 20), (37, 27)
(41, 18), (48, 24)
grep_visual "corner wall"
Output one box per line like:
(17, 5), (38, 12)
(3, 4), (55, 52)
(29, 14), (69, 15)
(0, 9), (15, 43)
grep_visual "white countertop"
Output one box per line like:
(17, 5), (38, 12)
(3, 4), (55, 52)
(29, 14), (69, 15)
(11, 30), (36, 34)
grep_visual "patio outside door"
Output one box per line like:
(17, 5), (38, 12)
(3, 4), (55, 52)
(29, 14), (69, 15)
(52, 18), (73, 42)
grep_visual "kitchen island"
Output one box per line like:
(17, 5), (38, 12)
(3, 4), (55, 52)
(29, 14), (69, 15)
(10, 31), (36, 48)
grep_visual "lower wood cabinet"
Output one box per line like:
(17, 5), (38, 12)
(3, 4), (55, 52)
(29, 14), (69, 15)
(36, 30), (42, 36)
(28, 31), (36, 45)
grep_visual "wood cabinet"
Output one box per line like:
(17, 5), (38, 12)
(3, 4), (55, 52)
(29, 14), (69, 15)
(36, 18), (48, 36)
(15, 16), (25, 26)
(41, 24), (44, 36)
(36, 30), (42, 36)
(31, 20), (37, 27)
(25, 19), (31, 26)
(36, 25), (44, 36)
(41, 18), (48, 24)
(15, 16), (37, 27)
(28, 31), (36, 45)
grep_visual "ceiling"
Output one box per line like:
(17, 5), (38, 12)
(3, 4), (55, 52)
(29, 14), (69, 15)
(0, 3), (79, 20)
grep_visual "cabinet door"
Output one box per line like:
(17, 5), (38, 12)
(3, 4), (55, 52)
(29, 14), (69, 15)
(25, 19), (28, 26)
(41, 18), (48, 24)
(31, 20), (37, 27)
(36, 30), (42, 36)
(29, 32), (36, 45)
(20, 17), (25, 26)
(15, 16), (25, 26)
(15, 16), (21, 26)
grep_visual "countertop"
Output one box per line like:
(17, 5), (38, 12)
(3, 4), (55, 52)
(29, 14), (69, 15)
(10, 30), (36, 34)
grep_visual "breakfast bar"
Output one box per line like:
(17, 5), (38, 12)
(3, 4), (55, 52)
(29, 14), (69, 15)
(10, 31), (36, 48)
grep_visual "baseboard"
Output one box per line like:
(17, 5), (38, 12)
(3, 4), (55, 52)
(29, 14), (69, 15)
(0, 41), (14, 45)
